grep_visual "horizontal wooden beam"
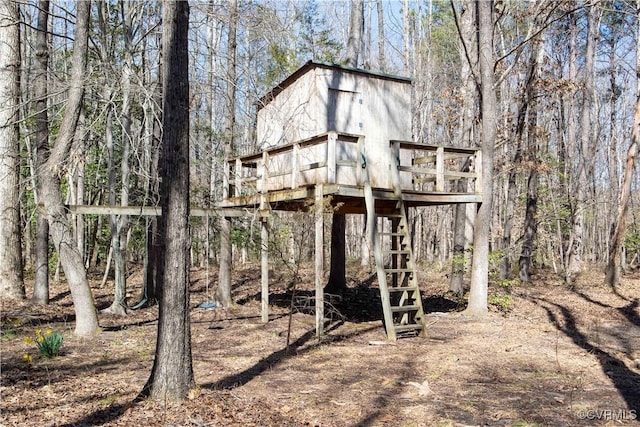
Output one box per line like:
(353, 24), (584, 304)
(67, 205), (249, 218)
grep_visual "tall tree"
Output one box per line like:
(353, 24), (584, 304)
(39, 0), (98, 336)
(567, 2), (598, 283)
(141, 0), (194, 401)
(326, 0), (363, 295)
(450, 0), (477, 295)
(466, 0), (496, 316)
(216, 0), (238, 308)
(0, 0), (25, 299)
(605, 0), (640, 286)
(31, 0), (51, 304)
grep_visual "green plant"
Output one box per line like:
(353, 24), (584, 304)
(488, 294), (512, 311)
(24, 329), (64, 358)
(496, 278), (517, 288)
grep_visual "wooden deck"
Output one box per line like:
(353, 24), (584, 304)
(220, 132), (482, 213)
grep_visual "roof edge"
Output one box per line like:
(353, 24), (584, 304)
(256, 60), (412, 110)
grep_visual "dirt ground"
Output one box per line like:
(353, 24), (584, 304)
(1, 262), (639, 427)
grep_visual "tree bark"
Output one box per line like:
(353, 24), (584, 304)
(450, 0), (476, 294)
(376, 0), (385, 71)
(0, 0), (25, 299)
(216, 0), (238, 308)
(326, 214), (347, 294)
(605, 98), (640, 286)
(345, 0), (364, 68)
(31, 0), (51, 304)
(40, 0), (98, 336)
(567, 3), (598, 283)
(466, 0), (496, 316)
(326, 0), (364, 295)
(142, 0), (194, 401)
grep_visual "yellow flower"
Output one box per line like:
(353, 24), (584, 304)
(23, 337), (34, 345)
(45, 329), (52, 336)
(35, 329), (42, 336)
(37, 336), (44, 343)
(22, 354), (32, 363)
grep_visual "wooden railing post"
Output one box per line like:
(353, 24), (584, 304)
(291, 143), (299, 189)
(390, 141), (402, 196)
(436, 146), (445, 192)
(356, 136), (365, 186)
(327, 131), (337, 184)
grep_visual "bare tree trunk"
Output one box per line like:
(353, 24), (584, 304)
(39, 0), (98, 336)
(31, 0), (51, 304)
(326, 0), (363, 294)
(141, 0), (194, 401)
(0, 0), (25, 299)
(518, 26), (546, 283)
(567, 3), (598, 284)
(326, 214), (347, 294)
(605, 100), (639, 286)
(345, 0), (364, 67)
(450, 0), (476, 294)
(216, 0), (238, 308)
(376, 0), (385, 71)
(105, 2), (135, 315)
(466, 0), (496, 316)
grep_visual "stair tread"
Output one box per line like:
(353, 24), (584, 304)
(394, 324), (425, 332)
(391, 304), (421, 312)
(388, 286), (420, 292)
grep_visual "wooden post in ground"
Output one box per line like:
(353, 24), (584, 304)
(261, 217), (269, 323)
(315, 184), (324, 337)
(260, 153), (269, 323)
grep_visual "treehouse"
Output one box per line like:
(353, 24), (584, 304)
(221, 61), (482, 340)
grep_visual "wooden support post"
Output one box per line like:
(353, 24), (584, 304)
(315, 184), (324, 337)
(327, 132), (337, 184)
(291, 143), (299, 189)
(436, 146), (445, 192)
(261, 217), (269, 323)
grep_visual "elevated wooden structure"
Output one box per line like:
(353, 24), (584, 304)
(221, 131), (481, 339)
(219, 61), (482, 340)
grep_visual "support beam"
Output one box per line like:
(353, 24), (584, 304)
(261, 217), (269, 323)
(67, 205), (246, 217)
(315, 184), (324, 337)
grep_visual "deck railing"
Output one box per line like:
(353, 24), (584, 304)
(227, 131), (363, 198)
(226, 133), (481, 200)
(391, 140), (481, 193)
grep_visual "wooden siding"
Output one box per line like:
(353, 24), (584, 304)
(256, 62), (412, 190)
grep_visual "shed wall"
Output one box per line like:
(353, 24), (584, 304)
(257, 65), (412, 189)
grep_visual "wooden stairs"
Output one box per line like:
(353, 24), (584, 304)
(364, 182), (427, 341)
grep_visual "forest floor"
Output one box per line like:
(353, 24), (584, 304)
(1, 261), (639, 427)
